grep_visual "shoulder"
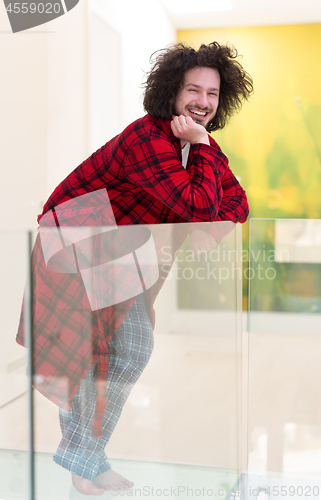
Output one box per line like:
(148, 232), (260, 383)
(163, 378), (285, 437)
(208, 134), (223, 153)
(208, 134), (229, 164)
(121, 115), (176, 147)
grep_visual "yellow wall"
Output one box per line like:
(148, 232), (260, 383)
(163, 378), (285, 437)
(178, 25), (321, 219)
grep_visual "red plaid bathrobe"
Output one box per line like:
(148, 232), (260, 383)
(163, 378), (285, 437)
(16, 115), (249, 437)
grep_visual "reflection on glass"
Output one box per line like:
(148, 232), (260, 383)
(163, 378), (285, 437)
(248, 219), (321, 484)
(2, 218), (242, 498)
(0, 232), (31, 499)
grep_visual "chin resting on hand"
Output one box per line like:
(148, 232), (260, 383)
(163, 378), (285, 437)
(170, 115), (210, 145)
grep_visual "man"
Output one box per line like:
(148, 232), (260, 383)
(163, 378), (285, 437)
(17, 41), (253, 495)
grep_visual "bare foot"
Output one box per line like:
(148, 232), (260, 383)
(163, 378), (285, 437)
(93, 470), (134, 492)
(72, 474), (104, 496)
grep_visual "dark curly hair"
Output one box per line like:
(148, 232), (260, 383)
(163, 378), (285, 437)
(143, 41), (253, 132)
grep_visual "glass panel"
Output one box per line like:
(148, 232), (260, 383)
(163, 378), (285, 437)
(248, 219), (321, 496)
(10, 217), (242, 498)
(0, 232), (33, 500)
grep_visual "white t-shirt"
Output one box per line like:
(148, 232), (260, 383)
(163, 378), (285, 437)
(181, 142), (191, 169)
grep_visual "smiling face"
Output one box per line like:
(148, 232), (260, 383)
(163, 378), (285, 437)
(173, 66), (220, 129)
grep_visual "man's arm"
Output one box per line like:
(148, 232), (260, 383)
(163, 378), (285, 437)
(171, 115), (248, 250)
(171, 114), (248, 223)
(189, 166), (248, 252)
(125, 119), (227, 223)
(214, 167), (249, 223)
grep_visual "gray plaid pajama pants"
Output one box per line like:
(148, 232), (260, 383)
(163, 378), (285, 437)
(53, 294), (154, 480)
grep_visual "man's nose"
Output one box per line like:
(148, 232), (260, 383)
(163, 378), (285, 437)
(196, 92), (209, 109)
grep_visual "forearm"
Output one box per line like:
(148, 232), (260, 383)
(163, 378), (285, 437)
(126, 140), (226, 222)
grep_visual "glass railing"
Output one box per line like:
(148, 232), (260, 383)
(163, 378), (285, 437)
(0, 231), (33, 499)
(247, 219), (321, 498)
(0, 220), (243, 499)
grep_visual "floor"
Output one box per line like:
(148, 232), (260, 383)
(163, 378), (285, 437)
(0, 449), (241, 500)
(0, 332), (241, 467)
(1, 449), (320, 500)
(1, 326), (321, 499)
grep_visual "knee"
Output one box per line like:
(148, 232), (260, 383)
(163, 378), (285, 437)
(126, 332), (154, 371)
(137, 334), (154, 369)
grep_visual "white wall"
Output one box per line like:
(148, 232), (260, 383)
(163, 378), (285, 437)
(88, 13), (122, 152)
(45, 0), (176, 193)
(0, 0), (175, 226)
(0, 6), (49, 402)
(90, 0), (176, 129)
(46, 0), (89, 195)
(0, 0), (175, 405)
(0, 7), (47, 232)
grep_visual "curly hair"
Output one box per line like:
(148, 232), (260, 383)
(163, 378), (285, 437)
(143, 41), (253, 132)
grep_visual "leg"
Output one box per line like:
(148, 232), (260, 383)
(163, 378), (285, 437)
(53, 294), (153, 492)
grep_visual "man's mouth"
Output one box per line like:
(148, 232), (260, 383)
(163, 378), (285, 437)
(187, 108), (209, 118)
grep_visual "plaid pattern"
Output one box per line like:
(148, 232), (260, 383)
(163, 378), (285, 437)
(16, 115), (248, 436)
(40, 115), (248, 226)
(17, 224), (186, 437)
(53, 294), (153, 480)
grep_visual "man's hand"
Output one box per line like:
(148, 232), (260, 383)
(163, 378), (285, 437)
(191, 229), (218, 255)
(171, 115), (210, 145)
